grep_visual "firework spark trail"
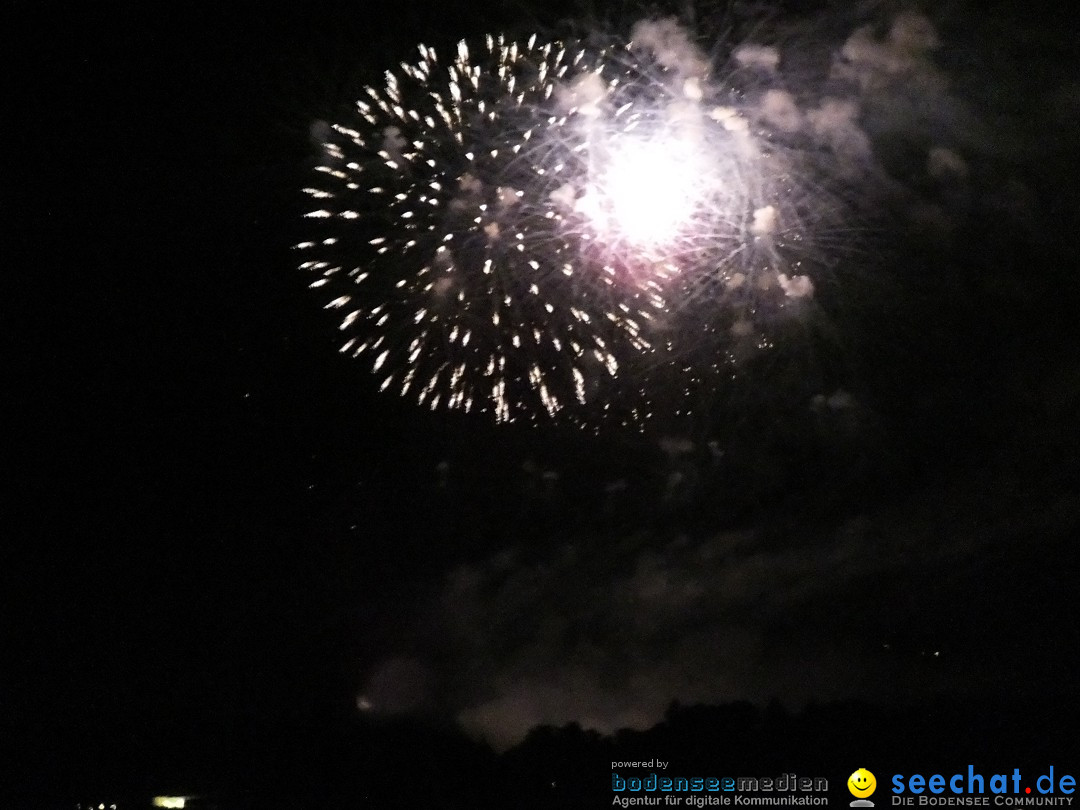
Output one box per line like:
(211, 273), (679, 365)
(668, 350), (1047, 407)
(301, 34), (659, 424)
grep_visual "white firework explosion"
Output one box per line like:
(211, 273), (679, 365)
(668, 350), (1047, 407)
(298, 23), (841, 427)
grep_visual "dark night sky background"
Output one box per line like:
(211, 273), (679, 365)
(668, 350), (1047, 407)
(7, 0), (1080, 804)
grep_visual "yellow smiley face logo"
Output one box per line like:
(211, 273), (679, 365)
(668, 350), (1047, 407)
(848, 768), (877, 798)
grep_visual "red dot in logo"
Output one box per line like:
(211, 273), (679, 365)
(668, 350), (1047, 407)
(1026, 788), (1031, 794)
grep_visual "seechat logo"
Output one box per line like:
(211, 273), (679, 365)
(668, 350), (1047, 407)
(891, 766), (1075, 806)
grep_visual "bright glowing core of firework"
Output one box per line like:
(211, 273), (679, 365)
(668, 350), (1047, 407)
(578, 136), (707, 248)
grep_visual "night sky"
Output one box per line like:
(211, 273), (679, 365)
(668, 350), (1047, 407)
(8, 0), (1080, 806)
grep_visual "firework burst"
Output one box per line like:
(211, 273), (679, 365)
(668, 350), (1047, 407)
(298, 23), (850, 427)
